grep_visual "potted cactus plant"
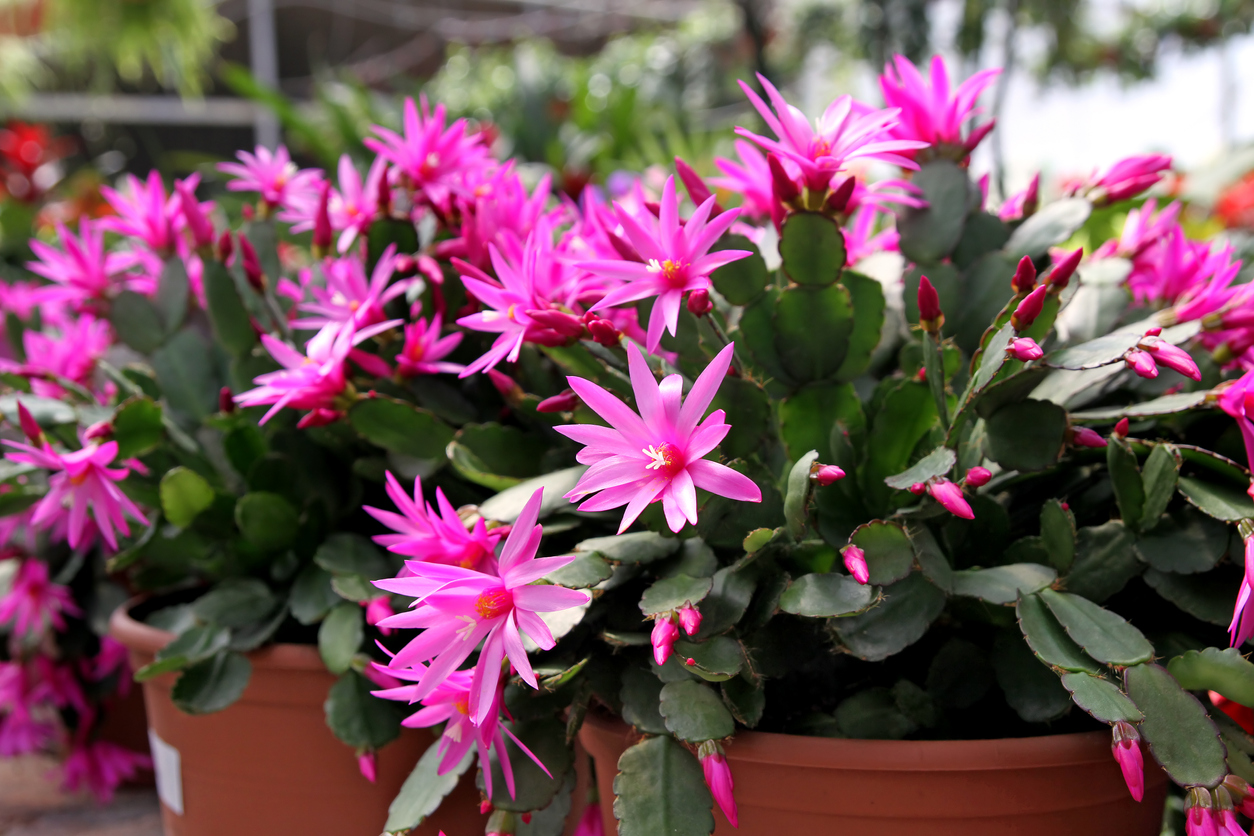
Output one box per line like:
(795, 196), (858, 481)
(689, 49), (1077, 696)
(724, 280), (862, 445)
(2, 52), (1253, 836)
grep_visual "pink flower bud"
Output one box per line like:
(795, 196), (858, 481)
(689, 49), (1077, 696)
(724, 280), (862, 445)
(527, 308), (585, 338)
(698, 741), (738, 828)
(963, 120), (997, 155)
(363, 596), (395, 635)
(908, 482), (927, 495)
(1047, 247), (1083, 291)
(677, 605), (702, 636)
(1144, 326), (1162, 337)
(1011, 284), (1047, 331)
(812, 464), (846, 486)
(219, 386), (235, 414)
(537, 390), (578, 414)
(1069, 426), (1108, 448)
(825, 176), (856, 214)
(83, 420), (113, 441)
(238, 234), (264, 290)
(675, 156), (717, 211)
(768, 153), (800, 204)
(313, 181), (333, 255)
(15, 400), (42, 444)
(1006, 337), (1044, 361)
(651, 615), (679, 666)
(687, 288), (714, 317)
(486, 369), (523, 403)
(917, 275), (943, 329)
(964, 466), (992, 488)
(176, 180), (214, 249)
(1123, 348), (1159, 379)
(928, 479), (974, 520)
(587, 317), (622, 347)
(1011, 255), (1037, 294)
(1186, 788), (1219, 836)
(1140, 337), (1201, 381)
(357, 750), (377, 783)
(296, 408), (343, 429)
(216, 229), (234, 263)
(842, 544), (869, 584)
(1113, 417), (1129, 439)
(480, 800), (493, 816)
(1110, 721), (1144, 802)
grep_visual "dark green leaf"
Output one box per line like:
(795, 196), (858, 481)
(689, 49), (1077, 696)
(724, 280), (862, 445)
(159, 466), (214, 528)
(319, 602), (364, 674)
(834, 573), (945, 661)
(192, 578), (276, 628)
(313, 532), (390, 579)
(835, 688), (917, 739)
(483, 719), (572, 812)
(1065, 520), (1142, 602)
(324, 670), (402, 749)
(859, 379), (937, 513)
(109, 290), (165, 353)
(910, 522), (954, 591)
(672, 637), (745, 682)
(1124, 663), (1228, 787)
(1141, 444), (1181, 530)
(835, 271), (885, 381)
(1039, 588), (1154, 666)
(383, 745), (473, 835)
(778, 382), (863, 463)
(449, 422), (547, 489)
(773, 284), (853, 383)
(1040, 500), (1077, 572)
(1071, 391), (1210, 421)
(112, 397), (164, 460)
(203, 260), (258, 356)
(968, 322), (1015, 397)
(620, 666), (668, 734)
(577, 531), (680, 564)
(953, 211), (1010, 267)
(708, 377), (771, 460)
(779, 572), (877, 618)
(736, 288), (792, 385)
(985, 399), (1067, 472)
(1136, 509), (1228, 574)
(851, 520), (915, 586)
(235, 491), (299, 551)
(696, 565), (758, 637)
(545, 553), (613, 589)
(926, 638), (993, 709)
(290, 564), (339, 625)
(659, 680), (735, 741)
(348, 397), (454, 459)
(479, 466), (587, 523)
(1143, 568), (1236, 626)
(171, 651), (252, 714)
(778, 211), (846, 286)
(1016, 593), (1102, 674)
(710, 235), (768, 304)
(135, 624), (230, 680)
(884, 446), (956, 491)
(151, 328), (219, 420)
(1061, 673), (1143, 723)
(1107, 440), (1146, 531)
(1169, 647), (1254, 706)
(897, 161), (974, 263)
(1005, 198), (1092, 258)
(639, 574), (714, 616)
(784, 450), (820, 540)
(952, 563), (1056, 604)
(1178, 477), (1254, 522)
(993, 630), (1072, 722)
(612, 736), (713, 836)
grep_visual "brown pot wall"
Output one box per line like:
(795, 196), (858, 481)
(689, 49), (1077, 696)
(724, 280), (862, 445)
(109, 600), (488, 836)
(580, 712), (1169, 836)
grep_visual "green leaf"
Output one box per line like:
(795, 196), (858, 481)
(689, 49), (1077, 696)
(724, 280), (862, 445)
(784, 450), (820, 540)
(952, 563), (1056, 604)
(151, 328), (219, 420)
(483, 719), (572, 812)
(835, 687), (917, 739)
(659, 680), (735, 741)
(1107, 439), (1146, 531)
(778, 382), (863, 463)
(951, 252), (1016, 355)
(1005, 197), (1092, 258)
(722, 675), (765, 727)
(319, 602), (364, 675)
(992, 630), (1072, 723)
(1065, 520), (1142, 602)
(289, 564), (339, 625)
(984, 399), (1067, 472)
(639, 574), (714, 616)
(897, 161), (974, 263)
(1039, 500), (1077, 572)
(953, 211), (1010, 267)
(171, 651), (252, 714)
(883, 446), (955, 491)
(1016, 593), (1103, 674)
(383, 745), (474, 835)
(135, 624), (231, 681)
(0, 394), (75, 427)
(708, 377), (771, 460)
(1141, 444), (1182, 529)
(348, 397), (454, 459)
(773, 284), (854, 383)
(968, 322), (1015, 398)
(203, 260), (258, 356)
(1136, 508), (1228, 574)
(1178, 476), (1254, 522)
(313, 532), (391, 579)
(613, 735), (713, 836)
(1038, 588), (1154, 666)
(834, 573), (945, 661)
(159, 466), (214, 528)
(192, 578), (276, 628)
(910, 522), (954, 591)
(1123, 663), (1228, 788)
(736, 288), (792, 385)
(1169, 647), (1254, 707)
(1143, 568), (1236, 626)
(859, 379), (937, 513)
(710, 235), (768, 304)
(479, 466), (587, 523)
(324, 670), (402, 749)
(834, 271), (885, 381)
(577, 531), (681, 564)
(235, 491), (299, 551)
(1070, 391), (1210, 421)
(779, 211), (846, 286)
(620, 666), (668, 734)
(1061, 673), (1143, 723)
(672, 637), (745, 682)
(850, 520), (915, 586)
(449, 422), (547, 489)
(696, 565), (758, 637)
(544, 553), (613, 589)
(155, 257), (190, 333)
(109, 290), (166, 353)
(779, 572), (877, 618)
(1047, 330), (1146, 371)
(112, 397), (164, 460)
(926, 638), (994, 709)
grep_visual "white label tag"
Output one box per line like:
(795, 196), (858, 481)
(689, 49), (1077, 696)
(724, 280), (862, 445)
(148, 729), (184, 816)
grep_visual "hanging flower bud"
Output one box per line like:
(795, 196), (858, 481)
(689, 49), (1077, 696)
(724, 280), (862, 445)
(917, 275), (944, 333)
(908, 482), (927, 495)
(1047, 247), (1083, 292)
(219, 386), (235, 414)
(587, 317), (622, 347)
(238, 234), (265, 291)
(768, 153), (800, 204)
(537, 390), (578, 414)
(15, 400), (43, 445)
(677, 605), (702, 636)
(83, 420), (113, 441)
(825, 176), (856, 215)
(964, 466), (992, 488)
(1113, 417), (1129, 439)
(1011, 284), (1048, 331)
(1123, 349), (1159, 379)
(1011, 255), (1037, 295)
(480, 800), (494, 816)
(1069, 426), (1108, 448)
(357, 750), (377, 783)
(675, 156), (719, 213)
(375, 169), (392, 218)
(1185, 787), (1219, 836)
(842, 544), (869, 584)
(928, 479), (974, 520)
(1222, 775), (1254, 819)
(811, 463), (846, 486)
(216, 229), (234, 264)
(313, 181), (333, 258)
(1006, 337), (1044, 361)
(687, 288), (714, 317)
(296, 408), (343, 429)
(1138, 336), (1201, 381)
(1110, 721), (1144, 802)
(697, 741), (738, 829)
(651, 615), (680, 666)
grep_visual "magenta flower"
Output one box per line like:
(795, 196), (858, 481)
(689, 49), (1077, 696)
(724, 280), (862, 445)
(4, 433), (145, 551)
(99, 170), (189, 255)
(712, 140), (776, 220)
(279, 154), (386, 253)
(736, 73), (927, 193)
(0, 557), (81, 638)
(698, 740), (738, 828)
(1096, 199), (1181, 262)
(0, 314), (112, 402)
(0, 710), (54, 756)
(580, 177), (749, 353)
(374, 487), (590, 724)
(0, 659), (55, 756)
(1074, 154), (1173, 204)
(572, 801), (604, 836)
(364, 96), (490, 210)
(843, 206), (899, 265)
(1110, 720), (1144, 802)
(878, 55), (1000, 157)
(27, 219), (149, 308)
(1069, 426), (1109, 449)
(294, 246), (413, 334)
(999, 173), (1040, 221)
(556, 341), (762, 533)
(218, 144), (321, 212)
(443, 163), (559, 270)
(396, 315), (464, 378)
(61, 738), (152, 803)
(175, 177), (215, 250)
(364, 471), (507, 573)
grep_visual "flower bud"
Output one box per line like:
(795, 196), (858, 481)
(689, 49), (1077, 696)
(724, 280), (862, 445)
(587, 317), (622, 347)
(675, 156), (718, 212)
(1011, 255), (1037, 295)
(219, 386), (235, 414)
(697, 741), (738, 829)
(1110, 721), (1144, 802)
(677, 604), (702, 636)
(842, 544), (869, 584)
(296, 407), (342, 429)
(651, 615), (679, 666)
(357, 750), (377, 784)
(1011, 284), (1047, 331)
(537, 390), (578, 414)
(1047, 247), (1083, 291)
(363, 596), (395, 635)
(527, 308), (585, 338)
(1123, 348), (1159, 379)
(928, 479), (974, 520)
(825, 176), (856, 215)
(486, 370), (524, 404)
(1006, 337), (1043, 361)
(768, 153), (800, 204)
(83, 420), (113, 441)
(810, 464), (845, 486)
(964, 466), (992, 488)
(480, 800), (493, 816)
(176, 180), (214, 250)
(313, 181), (333, 257)
(238, 234), (265, 291)
(1069, 426), (1108, 448)
(15, 400), (42, 445)
(216, 229), (234, 263)
(1185, 787), (1218, 836)
(1139, 337), (1201, 381)
(606, 230), (644, 263)
(908, 482), (927, 495)
(1113, 417), (1129, 439)
(917, 275), (944, 332)
(686, 288), (714, 317)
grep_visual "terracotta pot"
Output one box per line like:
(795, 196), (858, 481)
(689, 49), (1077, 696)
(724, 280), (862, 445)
(109, 599), (488, 836)
(580, 712), (1169, 836)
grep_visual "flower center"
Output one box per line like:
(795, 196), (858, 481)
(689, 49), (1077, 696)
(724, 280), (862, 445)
(643, 442), (684, 477)
(474, 587), (513, 620)
(68, 471), (89, 486)
(648, 259), (688, 288)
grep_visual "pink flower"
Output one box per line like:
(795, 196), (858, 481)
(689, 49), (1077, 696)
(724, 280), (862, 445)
(0, 711), (54, 756)
(4, 431), (145, 551)
(294, 247), (413, 334)
(842, 544), (869, 584)
(927, 479), (973, 520)
(175, 177), (215, 250)
(1110, 720), (1144, 802)
(364, 96), (490, 210)
(0, 557), (80, 638)
(712, 140), (775, 220)
(651, 615), (680, 666)
(1095, 198), (1181, 262)
(280, 154), (386, 253)
(61, 739), (152, 803)
(218, 145), (321, 212)
(1076, 154), (1173, 204)
(374, 487), (590, 724)
(556, 342), (762, 533)
(1123, 348), (1158, 379)
(580, 177), (748, 353)
(2, 314), (113, 402)
(1006, 337), (1043, 361)
(364, 471), (507, 572)
(878, 55), (1000, 157)
(1185, 789), (1220, 836)
(843, 206), (899, 264)
(999, 173), (1039, 221)
(363, 596), (395, 636)
(698, 740), (738, 828)
(1011, 285), (1047, 331)
(100, 170), (189, 255)
(396, 315), (464, 378)
(1228, 528), (1254, 648)
(90, 636), (131, 694)
(442, 163), (560, 270)
(736, 73), (927, 193)
(27, 219), (149, 307)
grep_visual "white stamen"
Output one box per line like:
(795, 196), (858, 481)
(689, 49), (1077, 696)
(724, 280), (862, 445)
(646, 258), (663, 274)
(643, 445), (669, 470)
(454, 615), (476, 641)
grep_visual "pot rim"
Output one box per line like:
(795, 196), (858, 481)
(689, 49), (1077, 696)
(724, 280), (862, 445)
(583, 709), (1151, 774)
(109, 595), (325, 672)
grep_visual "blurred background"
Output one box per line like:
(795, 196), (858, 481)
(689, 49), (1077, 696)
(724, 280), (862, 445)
(0, 0), (1253, 246)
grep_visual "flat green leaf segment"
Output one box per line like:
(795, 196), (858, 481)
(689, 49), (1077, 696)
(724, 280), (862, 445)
(384, 747), (474, 835)
(614, 736), (714, 836)
(1124, 664), (1228, 788)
